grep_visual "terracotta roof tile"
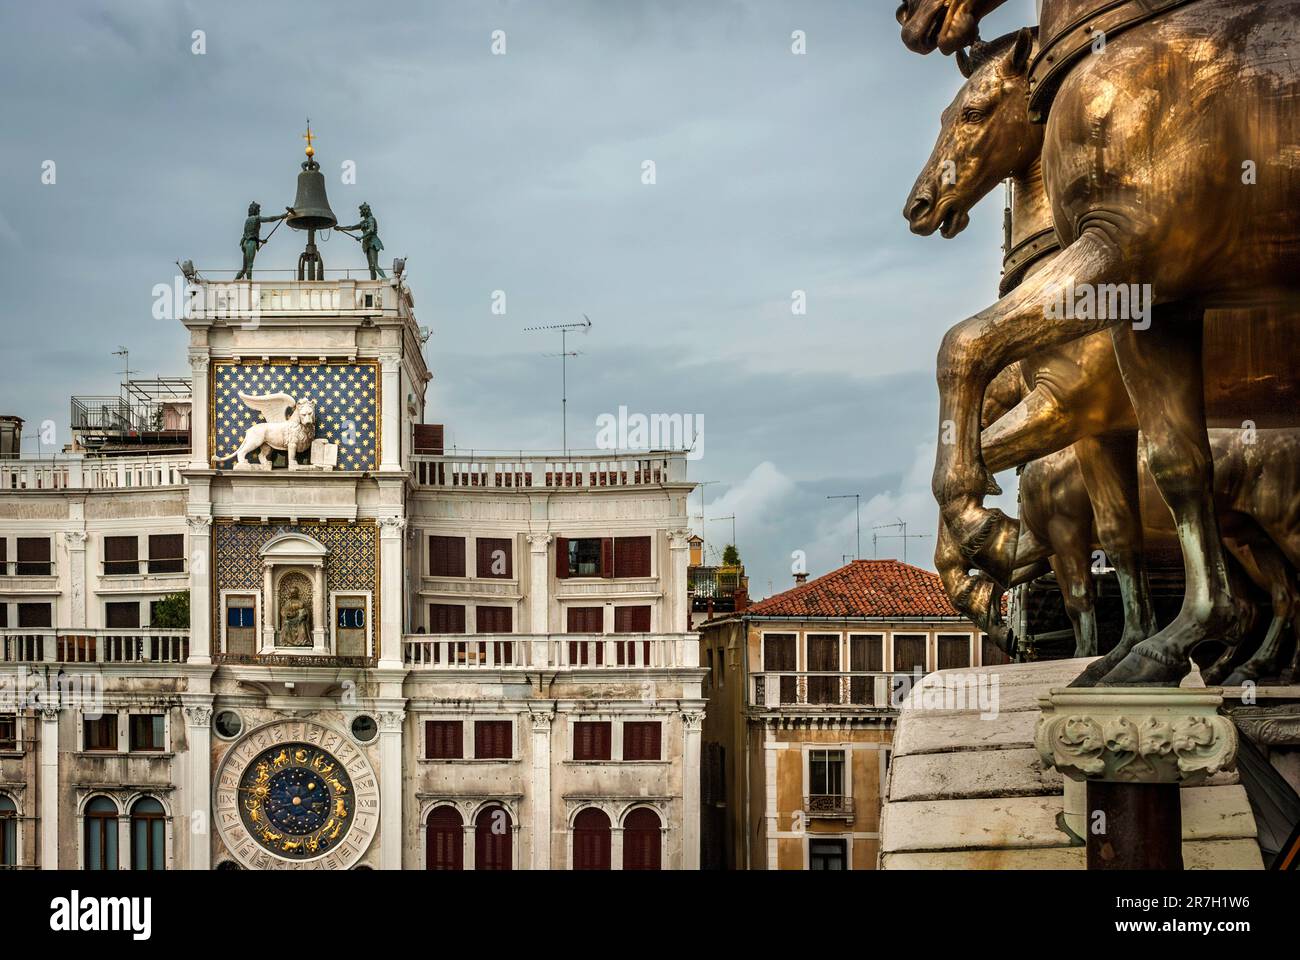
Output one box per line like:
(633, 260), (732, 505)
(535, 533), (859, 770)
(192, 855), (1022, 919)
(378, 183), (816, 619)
(743, 560), (959, 619)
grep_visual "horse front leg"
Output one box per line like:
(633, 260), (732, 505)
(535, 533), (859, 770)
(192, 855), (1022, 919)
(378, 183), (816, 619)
(935, 231), (1125, 583)
(1098, 308), (1251, 685)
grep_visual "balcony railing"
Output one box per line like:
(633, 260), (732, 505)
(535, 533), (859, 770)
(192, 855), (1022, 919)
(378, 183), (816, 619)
(0, 454), (190, 491)
(0, 629), (190, 664)
(0, 561), (56, 577)
(804, 794), (855, 819)
(751, 671), (903, 710)
(410, 452), (688, 491)
(403, 633), (699, 669)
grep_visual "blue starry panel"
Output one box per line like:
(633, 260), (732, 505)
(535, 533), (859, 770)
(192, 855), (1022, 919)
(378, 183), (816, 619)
(212, 362), (378, 470)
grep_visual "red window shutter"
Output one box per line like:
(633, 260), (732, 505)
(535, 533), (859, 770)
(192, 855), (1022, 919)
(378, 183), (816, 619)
(426, 806), (463, 870)
(599, 538), (614, 578)
(425, 721), (463, 759)
(475, 605), (512, 634)
(567, 607), (602, 633)
(614, 536), (651, 578)
(624, 721), (661, 761)
(622, 808), (662, 870)
(614, 605), (651, 633)
(554, 537), (569, 579)
(476, 538), (513, 579)
(572, 809), (612, 870)
(475, 806), (512, 870)
(574, 721), (611, 761)
(474, 721), (512, 759)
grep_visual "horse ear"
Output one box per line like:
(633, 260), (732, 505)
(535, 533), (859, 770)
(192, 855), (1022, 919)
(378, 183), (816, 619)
(895, 2), (909, 27)
(1008, 27), (1034, 75)
(956, 47), (973, 78)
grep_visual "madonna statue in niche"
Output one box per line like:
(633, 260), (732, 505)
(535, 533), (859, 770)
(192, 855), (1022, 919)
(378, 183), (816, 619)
(278, 573), (313, 647)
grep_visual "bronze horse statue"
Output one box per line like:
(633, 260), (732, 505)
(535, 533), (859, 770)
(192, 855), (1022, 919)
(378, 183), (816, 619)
(899, 0), (1300, 684)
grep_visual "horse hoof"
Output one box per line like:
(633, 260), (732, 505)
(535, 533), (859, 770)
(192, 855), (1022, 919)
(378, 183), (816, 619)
(985, 476), (1003, 496)
(1095, 648), (1191, 687)
(1068, 656), (1116, 688)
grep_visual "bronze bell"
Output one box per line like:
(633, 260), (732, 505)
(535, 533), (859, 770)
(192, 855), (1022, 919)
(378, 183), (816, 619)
(286, 158), (337, 232)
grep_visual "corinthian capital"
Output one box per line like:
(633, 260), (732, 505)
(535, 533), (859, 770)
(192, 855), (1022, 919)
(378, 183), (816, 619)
(1035, 688), (1237, 786)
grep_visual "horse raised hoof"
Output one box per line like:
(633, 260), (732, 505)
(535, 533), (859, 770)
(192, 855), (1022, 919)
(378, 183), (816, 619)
(953, 507), (1019, 586)
(1094, 644), (1192, 687)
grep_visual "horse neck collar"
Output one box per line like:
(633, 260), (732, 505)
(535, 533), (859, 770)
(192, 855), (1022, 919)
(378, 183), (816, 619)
(1027, 0), (1201, 122)
(1000, 158), (1060, 296)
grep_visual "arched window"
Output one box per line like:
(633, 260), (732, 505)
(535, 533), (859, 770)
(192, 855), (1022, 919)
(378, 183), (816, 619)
(474, 805), (512, 871)
(426, 806), (463, 870)
(84, 796), (119, 871)
(130, 797), (165, 871)
(0, 795), (15, 868)
(622, 808), (662, 870)
(572, 808), (611, 870)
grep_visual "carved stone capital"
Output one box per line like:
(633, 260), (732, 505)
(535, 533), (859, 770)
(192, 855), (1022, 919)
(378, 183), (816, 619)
(61, 530), (88, 548)
(189, 353), (211, 373)
(680, 709), (705, 732)
(186, 515), (213, 532)
(379, 353), (402, 373)
(184, 705), (213, 728)
(526, 533), (553, 552)
(377, 710), (406, 733)
(529, 707), (556, 732)
(1035, 688), (1237, 785)
(377, 516), (407, 535)
(667, 529), (694, 548)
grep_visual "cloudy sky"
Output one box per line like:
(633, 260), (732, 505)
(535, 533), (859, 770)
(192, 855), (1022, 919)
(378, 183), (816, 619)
(0, 0), (1034, 598)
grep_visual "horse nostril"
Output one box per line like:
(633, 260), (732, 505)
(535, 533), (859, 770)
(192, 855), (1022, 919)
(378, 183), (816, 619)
(907, 195), (931, 221)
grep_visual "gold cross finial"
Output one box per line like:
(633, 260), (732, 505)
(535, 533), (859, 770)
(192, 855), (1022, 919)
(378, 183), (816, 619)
(302, 120), (317, 158)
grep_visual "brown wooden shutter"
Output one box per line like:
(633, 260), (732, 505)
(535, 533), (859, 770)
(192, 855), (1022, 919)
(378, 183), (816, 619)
(424, 720), (463, 759)
(17, 603), (51, 628)
(430, 536), (467, 577)
(426, 806), (463, 870)
(614, 605), (651, 633)
(412, 423), (444, 455)
(566, 607), (603, 633)
(148, 533), (184, 573)
(475, 605), (513, 634)
(623, 721), (661, 761)
(0, 538), (6, 569)
(554, 536), (569, 579)
(572, 809), (612, 870)
(938, 634), (972, 670)
(105, 602), (140, 629)
(614, 536), (652, 578)
(574, 721), (612, 760)
(104, 536), (139, 575)
(474, 720), (512, 759)
(428, 603), (467, 634)
(476, 538), (513, 579)
(894, 634), (928, 674)
(16, 537), (51, 575)
(474, 806), (512, 871)
(622, 808), (662, 870)
(599, 537), (614, 578)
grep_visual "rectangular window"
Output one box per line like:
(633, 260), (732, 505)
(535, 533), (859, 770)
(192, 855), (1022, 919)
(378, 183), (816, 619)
(475, 605), (513, 634)
(427, 536), (466, 577)
(565, 537), (609, 578)
(473, 720), (512, 759)
(566, 606), (603, 633)
(147, 533), (185, 574)
(224, 596), (256, 657)
(573, 721), (612, 761)
(16, 537), (51, 576)
(809, 838), (847, 871)
(937, 633), (972, 670)
(807, 634), (840, 704)
(84, 714), (118, 751)
(428, 603), (467, 634)
(424, 720), (463, 760)
(476, 537), (513, 579)
(763, 633), (797, 704)
(893, 634), (929, 675)
(0, 538), (6, 575)
(103, 536), (139, 575)
(0, 604), (7, 628)
(0, 715), (16, 751)
(105, 601), (140, 629)
(623, 721), (661, 761)
(17, 603), (51, 628)
(129, 714), (165, 752)
(810, 749), (846, 799)
(849, 634), (883, 704)
(613, 536), (652, 578)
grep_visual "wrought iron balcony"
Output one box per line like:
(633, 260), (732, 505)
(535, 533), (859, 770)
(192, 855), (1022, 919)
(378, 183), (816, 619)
(804, 794), (855, 819)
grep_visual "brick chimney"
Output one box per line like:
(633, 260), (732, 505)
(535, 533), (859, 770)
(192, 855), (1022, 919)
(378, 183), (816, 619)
(794, 572), (808, 584)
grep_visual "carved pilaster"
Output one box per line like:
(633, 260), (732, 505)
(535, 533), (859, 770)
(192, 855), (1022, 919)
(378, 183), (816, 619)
(377, 710), (406, 733)
(1035, 688), (1237, 785)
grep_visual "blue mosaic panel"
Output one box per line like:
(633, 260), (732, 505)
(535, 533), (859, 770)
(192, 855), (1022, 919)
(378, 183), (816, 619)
(213, 362), (378, 470)
(213, 523), (378, 594)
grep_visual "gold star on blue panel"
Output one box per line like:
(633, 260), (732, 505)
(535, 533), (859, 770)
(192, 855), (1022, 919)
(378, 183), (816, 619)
(213, 362), (378, 470)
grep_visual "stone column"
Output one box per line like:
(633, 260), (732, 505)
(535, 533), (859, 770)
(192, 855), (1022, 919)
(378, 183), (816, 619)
(378, 518), (406, 669)
(379, 354), (401, 472)
(377, 709), (405, 869)
(681, 709), (704, 870)
(1036, 687), (1238, 870)
(183, 702), (213, 870)
(668, 530), (692, 635)
(39, 708), (59, 869)
(526, 534), (552, 637)
(187, 517), (213, 664)
(188, 353), (210, 470)
(62, 530), (88, 629)
(529, 707), (555, 869)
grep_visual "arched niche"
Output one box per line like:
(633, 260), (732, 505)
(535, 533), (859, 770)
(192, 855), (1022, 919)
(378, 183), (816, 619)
(258, 533), (330, 653)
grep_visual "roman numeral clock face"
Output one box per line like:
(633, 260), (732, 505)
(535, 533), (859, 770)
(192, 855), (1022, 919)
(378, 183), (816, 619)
(214, 720), (381, 870)
(239, 743), (355, 859)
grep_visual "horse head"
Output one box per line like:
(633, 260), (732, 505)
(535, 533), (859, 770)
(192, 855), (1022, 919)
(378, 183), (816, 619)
(896, 0), (1009, 55)
(904, 27), (1040, 238)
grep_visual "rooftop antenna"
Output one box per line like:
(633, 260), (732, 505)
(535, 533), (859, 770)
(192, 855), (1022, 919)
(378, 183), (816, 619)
(524, 314), (592, 455)
(112, 347), (138, 388)
(692, 480), (719, 561)
(709, 515), (737, 562)
(871, 517), (931, 564)
(827, 493), (862, 560)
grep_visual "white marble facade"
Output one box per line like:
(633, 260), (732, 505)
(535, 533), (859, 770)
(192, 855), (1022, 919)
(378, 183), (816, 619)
(0, 276), (704, 870)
